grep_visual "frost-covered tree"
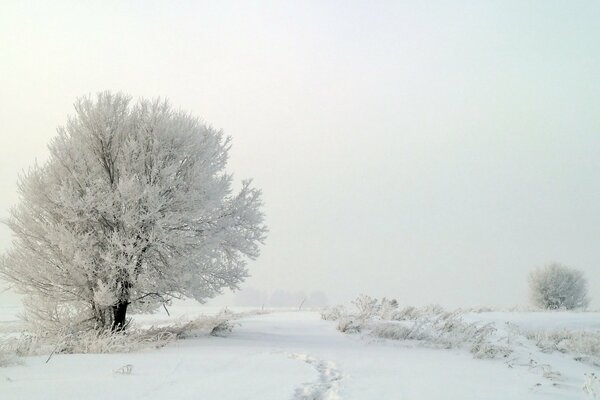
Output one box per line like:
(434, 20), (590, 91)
(0, 92), (266, 331)
(528, 263), (589, 310)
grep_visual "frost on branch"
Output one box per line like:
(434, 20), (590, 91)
(0, 92), (267, 332)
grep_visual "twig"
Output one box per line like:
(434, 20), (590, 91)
(298, 298), (306, 311)
(46, 343), (61, 364)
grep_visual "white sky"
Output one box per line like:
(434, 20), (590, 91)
(1, 1), (599, 308)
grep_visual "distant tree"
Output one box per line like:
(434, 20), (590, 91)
(528, 263), (589, 310)
(0, 92), (266, 332)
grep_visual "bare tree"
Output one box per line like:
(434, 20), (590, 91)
(1, 92), (267, 332)
(528, 263), (589, 310)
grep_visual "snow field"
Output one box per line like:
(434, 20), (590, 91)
(1, 306), (600, 399)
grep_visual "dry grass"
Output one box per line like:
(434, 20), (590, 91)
(0, 310), (243, 366)
(527, 330), (600, 366)
(322, 297), (511, 359)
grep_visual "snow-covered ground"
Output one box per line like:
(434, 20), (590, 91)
(1, 305), (599, 399)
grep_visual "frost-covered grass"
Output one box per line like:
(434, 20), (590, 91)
(320, 297), (600, 398)
(322, 296), (511, 359)
(0, 308), (239, 366)
(527, 330), (600, 366)
(367, 316), (511, 359)
(322, 294), (600, 370)
(460, 310), (600, 367)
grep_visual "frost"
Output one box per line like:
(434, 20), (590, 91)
(0, 92), (267, 332)
(93, 281), (118, 308)
(323, 296), (512, 359)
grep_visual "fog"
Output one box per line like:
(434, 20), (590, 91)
(1, 1), (599, 308)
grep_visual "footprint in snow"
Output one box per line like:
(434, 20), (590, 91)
(288, 353), (342, 400)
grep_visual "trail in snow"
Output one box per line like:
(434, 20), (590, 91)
(288, 353), (342, 400)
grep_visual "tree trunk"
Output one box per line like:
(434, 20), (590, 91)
(111, 300), (129, 332)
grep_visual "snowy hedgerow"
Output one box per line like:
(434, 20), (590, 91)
(528, 263), (589, 310)
(0, 92), (267, 332)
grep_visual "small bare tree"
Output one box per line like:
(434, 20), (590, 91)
(528, 263), (589, 310)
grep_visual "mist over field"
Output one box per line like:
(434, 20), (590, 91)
(2, 2), (600, 310)
(2, 4), (600, 399)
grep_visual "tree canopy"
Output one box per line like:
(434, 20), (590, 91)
(0, 92), (267, 331)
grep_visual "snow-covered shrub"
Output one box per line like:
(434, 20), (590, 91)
(337, 316), (361, 333)
(379, 297), (399, 319)
(323, 297), (445, 325)
(210, 319), (236, 337)
(352, 294), (380, 321)
(149, 314), (234, 340)
(389, 306), (419, 320)
(528, 263), (589, 310)
(468, 323), (510, 359)
(420, 304), (446, 316)
(369, 321), (430, 342)
(388, 304), (445, 321)
(320, 305), (346, 321)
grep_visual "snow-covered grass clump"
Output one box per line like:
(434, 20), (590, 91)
(527, 330), (600, 366)
(369, 314), (511, 359)
(319, 305), (345, 321)
(322, 295), (511, 359)
(0, 310), (236, 365)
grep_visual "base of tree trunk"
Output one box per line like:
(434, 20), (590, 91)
(112, 301), (129, 332)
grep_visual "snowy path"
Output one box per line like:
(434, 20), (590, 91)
(288, 353), (342, 400)
(0, 311), (592, 399)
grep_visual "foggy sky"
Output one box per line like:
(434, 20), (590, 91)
(1, 1), (599, 308)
